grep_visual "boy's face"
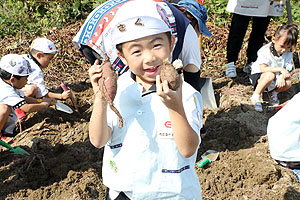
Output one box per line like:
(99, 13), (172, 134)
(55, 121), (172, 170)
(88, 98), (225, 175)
(11, 76), (28, 89)
(118, 33), (174, 85)
(37, 53), (55, 68)
(272, 31), (292, 56)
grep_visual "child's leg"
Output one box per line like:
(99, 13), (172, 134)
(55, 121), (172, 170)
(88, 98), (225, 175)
(0, 104), (11, 131)
(253, 72), (275, 95)
(22, 84), (38, 97)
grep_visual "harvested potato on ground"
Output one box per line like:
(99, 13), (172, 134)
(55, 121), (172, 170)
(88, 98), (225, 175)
(160, 59), (181, 90)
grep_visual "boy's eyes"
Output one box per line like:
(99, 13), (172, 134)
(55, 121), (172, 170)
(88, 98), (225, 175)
(131, 50), (141, 55)
(153, 43), (162, 48)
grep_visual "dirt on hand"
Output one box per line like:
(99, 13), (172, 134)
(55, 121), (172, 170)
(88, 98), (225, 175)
(1, 20), (300, 200)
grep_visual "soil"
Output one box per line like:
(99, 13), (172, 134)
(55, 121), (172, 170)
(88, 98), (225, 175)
(1, 19), (300, 200)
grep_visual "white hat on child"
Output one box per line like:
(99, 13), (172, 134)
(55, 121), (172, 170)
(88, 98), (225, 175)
(111, 0), (172, 46)
(31, 38), (59, 54)
(0, 54), (32, 76)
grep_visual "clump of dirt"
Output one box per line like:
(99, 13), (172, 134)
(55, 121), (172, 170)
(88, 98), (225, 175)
(1, 19), (300, 200)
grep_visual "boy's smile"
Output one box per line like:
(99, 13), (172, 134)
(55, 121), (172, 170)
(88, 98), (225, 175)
(118, 32), (174, 89)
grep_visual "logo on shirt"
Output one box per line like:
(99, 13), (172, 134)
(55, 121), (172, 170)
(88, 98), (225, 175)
(164, 121), (171, 128)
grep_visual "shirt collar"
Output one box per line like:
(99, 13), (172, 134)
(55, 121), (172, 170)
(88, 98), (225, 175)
(28, 53), (42, 67)
(130, 72), (156, 97)
(270, 42), (280, 57)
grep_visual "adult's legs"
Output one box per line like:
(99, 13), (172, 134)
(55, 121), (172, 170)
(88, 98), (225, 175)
(247, 16), (271, 63)
(227, 13), (251, 63)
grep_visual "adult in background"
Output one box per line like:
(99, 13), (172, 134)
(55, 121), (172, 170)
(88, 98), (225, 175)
(225, 0), (286, 78)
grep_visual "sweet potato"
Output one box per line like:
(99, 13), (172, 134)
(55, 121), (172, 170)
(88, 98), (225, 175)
(98, 56), (123, 128)
(160, 59), (181, 90)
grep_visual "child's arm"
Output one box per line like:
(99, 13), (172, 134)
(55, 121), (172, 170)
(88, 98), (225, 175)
(260, 64), (290, 78)
(20, 97), (50, 113)
(88, 60), (112, 148)
(45, 91), (71, 100)
(156, 75), (199, 158)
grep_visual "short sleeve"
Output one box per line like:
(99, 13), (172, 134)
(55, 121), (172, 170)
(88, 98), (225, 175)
(0, 90), (25, 109)
(180, 25), (201, 70)
(182, 85), (203, 145)
(27, 67), (49, 98)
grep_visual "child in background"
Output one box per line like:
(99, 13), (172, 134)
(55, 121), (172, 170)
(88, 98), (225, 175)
(88, 0), (202, 199)
(0, 54), (51, 143)
(20, 38), (71, 118)
(250, 24), (298, 112)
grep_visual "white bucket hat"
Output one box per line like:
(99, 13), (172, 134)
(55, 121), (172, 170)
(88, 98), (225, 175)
(0, 54), (32, 76)
(111, 0), (172, 46)
(31, 38), (59, 54)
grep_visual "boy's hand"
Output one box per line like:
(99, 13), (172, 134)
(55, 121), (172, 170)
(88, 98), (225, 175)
(88, 60), (105, 100)
(276, 75), (286, 88)
(42, 97), (56, 104)
(156, 75), (183, 110)
(61, 90), (71, 99)
(281, 69), (290, 79)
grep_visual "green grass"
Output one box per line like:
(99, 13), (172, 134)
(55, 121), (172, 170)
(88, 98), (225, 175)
(0, 0), (299, 38)
(0, 0), (105, 38)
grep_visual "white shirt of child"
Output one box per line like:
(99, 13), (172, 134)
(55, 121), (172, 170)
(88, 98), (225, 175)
(226, 0), (285, 17)
(23, 54), (49, 98)
(0, 78), (25, 134)
(267, 92), (300, 162)
(251, 42), (293, 91)
(103, 71), (203, 199)
(180, 24), (201, 69)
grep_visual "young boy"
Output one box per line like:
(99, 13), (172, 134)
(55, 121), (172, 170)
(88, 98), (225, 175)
(250, 23), (298, 112)
(73, 0), (203, 91)
(21, 38), (71, 116)
(267, 91), (300, 169)
(88, 0), (203, 199)
(0, 54), (51, 143)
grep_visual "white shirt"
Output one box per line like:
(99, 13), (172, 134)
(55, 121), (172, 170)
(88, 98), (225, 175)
(180, 24), (201, 69)
(267, 92), (300, 162)
(103, 71), (203, 199)
(0, 78), (25, 134)
(251, 43), (293, 74)
(226, 0), (285, 17)
(23, 54), (49, 98)
(251, 43), (293, 91)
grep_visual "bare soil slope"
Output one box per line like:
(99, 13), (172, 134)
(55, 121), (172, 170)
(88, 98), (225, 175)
(1, 21), (300, 200)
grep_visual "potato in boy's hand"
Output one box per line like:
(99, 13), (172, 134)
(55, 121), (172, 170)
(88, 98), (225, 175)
(160, 59), (181, 90)
(98, 59), (118, 102)
(97, 55), (123, 128)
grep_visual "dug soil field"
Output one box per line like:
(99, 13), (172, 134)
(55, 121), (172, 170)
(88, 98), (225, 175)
(1, 19), (300, 199)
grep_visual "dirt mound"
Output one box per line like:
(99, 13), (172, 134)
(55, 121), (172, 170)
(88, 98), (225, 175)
(1, 21), (300, 199)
